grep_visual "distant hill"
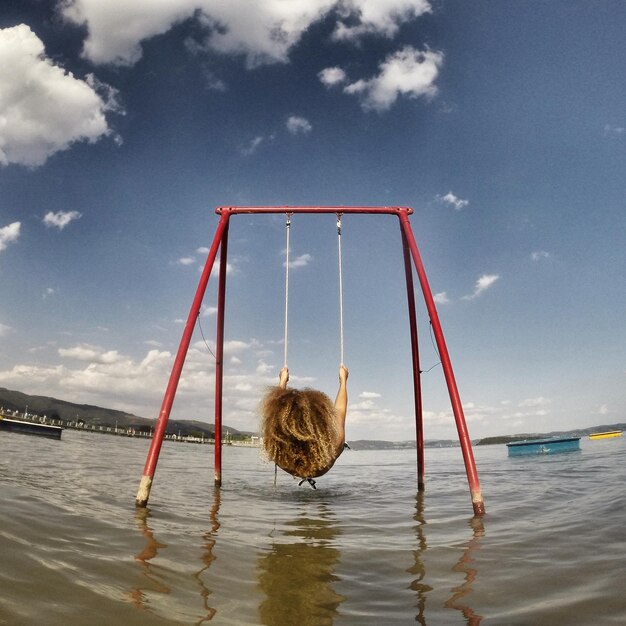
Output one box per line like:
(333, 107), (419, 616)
(0, 387), (249, 438)
(2, 386), (622, 445)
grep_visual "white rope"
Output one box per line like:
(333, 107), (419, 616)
(283, 214), (291, 368)
(337, 214), (344, 365)
(284, 213), (344, 368)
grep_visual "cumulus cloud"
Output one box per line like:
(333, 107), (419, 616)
(62, 1), (336, 66)
(176, 257), (195, 266)
(359, 391), (381, 399)
(43, 210), (82, 230)
(61, 1), (431, 68)
(332, 0), (432, 41)
(0, 25), (118, 167)
(0, 222), (21, 251)
(58, 343), (124, 364)
(319, 66), (347, 87)
(438, 191), (468, 210)
(343, 46), (443, 111)
(462, 274), (500, 300)
(433, 291), (449, 304)
(61, 0), (198, 66)
(286, 115), (312, 135)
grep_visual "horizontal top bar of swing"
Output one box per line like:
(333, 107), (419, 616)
(215, 205), (413, 216)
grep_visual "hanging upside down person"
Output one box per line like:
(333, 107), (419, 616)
(260, 364), (349, 486)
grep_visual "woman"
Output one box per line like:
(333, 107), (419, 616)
(261, 364), (349, 484)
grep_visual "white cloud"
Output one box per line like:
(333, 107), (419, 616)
(433, 291), (449, 304)
(61, 1), (431, 68)
(196, 246), (210, 254)
(202, 305), (219, 317)
(0, 25), (117, 167)
(0, 323), (11, 336)
(0, 347), (181, 416)
(256, 360), (273, 376)
(462, 274), (500, 300)
(43, 210), (82, 230)
(42, 287), (56, 300)
(439, 191), (468, 210)
(604, 124), (625, 135)
(240, 136), (264, 156)
(359, 391), (381, 399)
(286, 115), (312, 135)
(61, 0), (200, 66)
(224, 339), (255, 354)
(530, 250), (550, 261)
(58, 343), (124, 364)
(177, 257), (195, 266)
(344, 46), (443, 111)
(598, 404), (608, 415)
(0, 222), (21, 251)
(286, 253), (313, 269)
(319, 66), (346, 87)
(61, 1), (335, 67)
(332, 0), (432, 41)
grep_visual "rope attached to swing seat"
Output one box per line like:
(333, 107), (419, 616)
(282, 212), (345, 368)
(337, 213), (344, 366)
(283, 213), (292, 368)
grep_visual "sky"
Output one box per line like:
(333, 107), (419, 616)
(0, 0), (624, 442)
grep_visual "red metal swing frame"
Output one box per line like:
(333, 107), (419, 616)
(135, 206), (486, 516)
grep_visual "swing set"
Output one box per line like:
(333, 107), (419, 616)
(135, 206), (486, 516)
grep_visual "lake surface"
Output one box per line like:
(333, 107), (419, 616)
(1, 429), (625, 625)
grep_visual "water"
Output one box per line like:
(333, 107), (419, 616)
(1, 430), (625, 625)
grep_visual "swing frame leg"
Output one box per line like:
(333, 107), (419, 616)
(214, 220), (230, 487)
(398, 213), (485, 516)
(401, 226), (425, 491)
(135, 212), (231, 507)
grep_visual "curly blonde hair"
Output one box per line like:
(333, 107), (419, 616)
(260, 387), (339, 478)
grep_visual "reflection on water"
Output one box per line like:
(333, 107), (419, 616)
(129, 489), (222, 624)
(444, 516), (485, 625)
(408, 491), (484, 625)
(407, 491), (433, 625)
(257, 505), (345, 626)
(194, 488), (221, 624)
(128, 506), (170, 612)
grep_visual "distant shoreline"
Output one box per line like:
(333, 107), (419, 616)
(0, 411), (262, 446)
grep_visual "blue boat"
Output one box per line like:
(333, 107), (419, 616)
(506, 436), (580, 456)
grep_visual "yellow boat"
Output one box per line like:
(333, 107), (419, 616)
(588, 430), (622, 440)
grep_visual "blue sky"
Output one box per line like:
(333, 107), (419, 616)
(0, 1), (624, 441)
